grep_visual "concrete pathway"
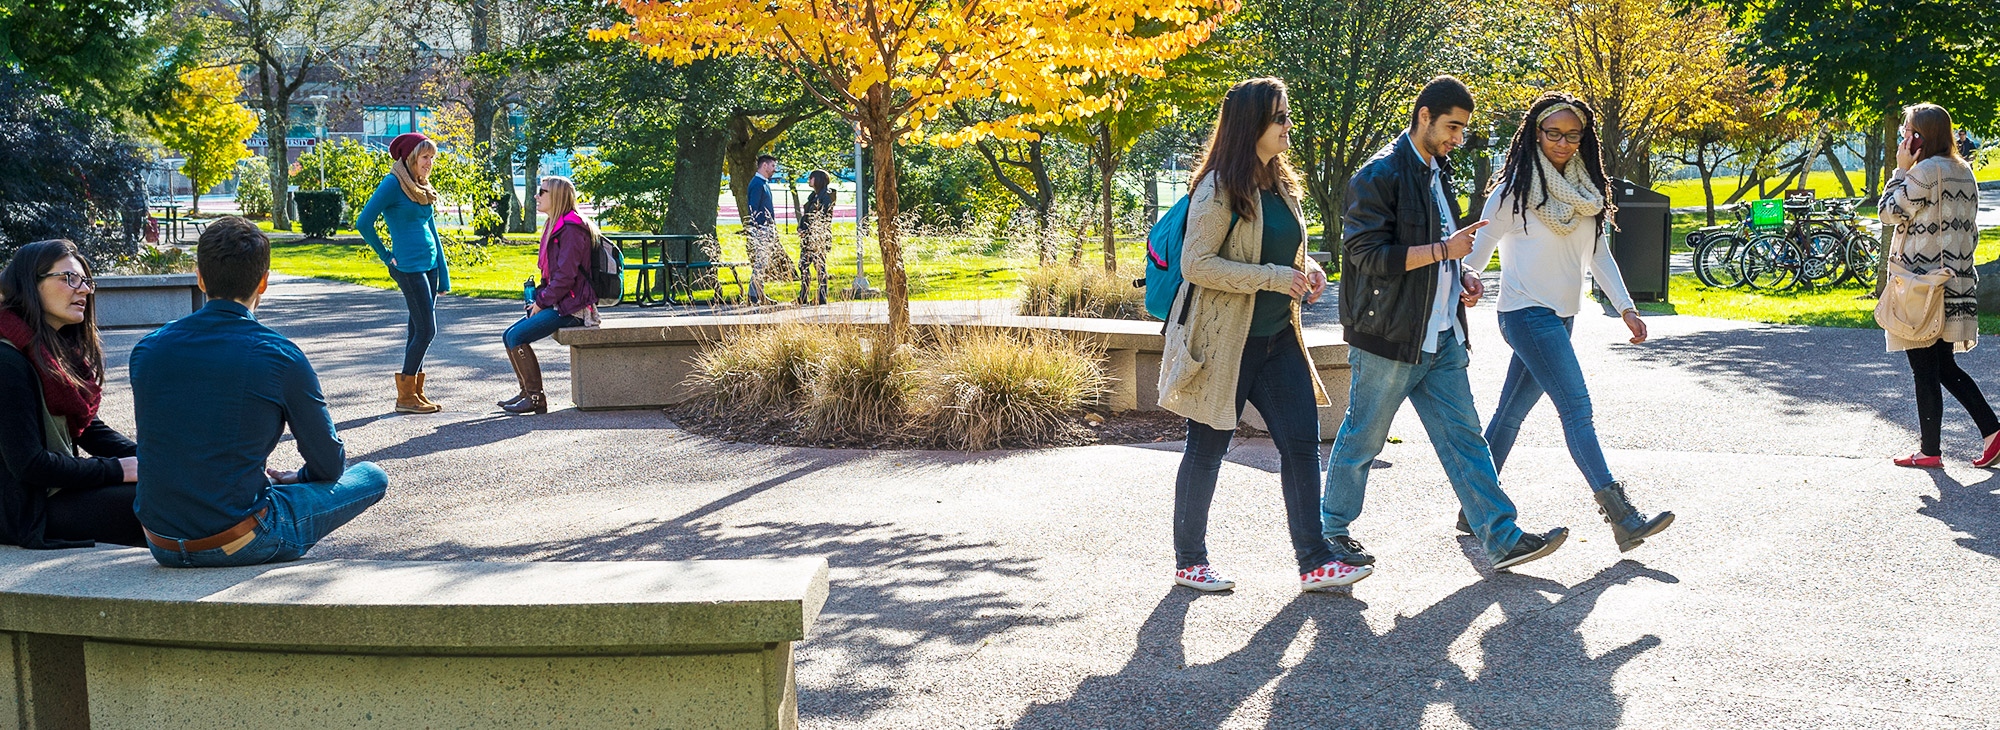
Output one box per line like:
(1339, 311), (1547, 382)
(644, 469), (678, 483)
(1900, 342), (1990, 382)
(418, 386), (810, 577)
(92, 277), (2000, 728)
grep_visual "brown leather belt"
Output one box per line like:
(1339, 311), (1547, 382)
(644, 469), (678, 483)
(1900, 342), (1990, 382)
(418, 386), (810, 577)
(143, 509), (268, 553)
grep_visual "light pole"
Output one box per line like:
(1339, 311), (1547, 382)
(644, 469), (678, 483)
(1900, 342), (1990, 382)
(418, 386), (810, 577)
(307, 94), (330, 189)
(848, 123), (872, 297)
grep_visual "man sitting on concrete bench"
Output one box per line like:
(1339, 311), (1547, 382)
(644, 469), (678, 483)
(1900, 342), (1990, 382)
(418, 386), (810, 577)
(130, 216), (388, 567)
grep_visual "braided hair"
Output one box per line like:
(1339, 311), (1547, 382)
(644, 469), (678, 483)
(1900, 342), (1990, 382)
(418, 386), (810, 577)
(1489, 92), (1617, 238)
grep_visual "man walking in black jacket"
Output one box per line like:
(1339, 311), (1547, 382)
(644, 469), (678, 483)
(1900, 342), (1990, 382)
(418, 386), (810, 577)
(1318, 76), (1568, 578)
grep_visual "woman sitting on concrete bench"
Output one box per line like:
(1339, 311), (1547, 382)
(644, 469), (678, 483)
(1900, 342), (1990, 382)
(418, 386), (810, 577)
(0, 239), (144, 549)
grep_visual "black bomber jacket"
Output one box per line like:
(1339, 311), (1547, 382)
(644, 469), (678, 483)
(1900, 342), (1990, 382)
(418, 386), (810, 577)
(1337, 131), (1472, 363)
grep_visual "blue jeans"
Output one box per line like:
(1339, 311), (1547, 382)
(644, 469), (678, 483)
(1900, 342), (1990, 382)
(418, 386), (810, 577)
(1322, 329), (1524, 563)
(503, 309), (584, 349)
(149, 462), (389, 568)
(1485, 307), (1616, 491)
(1174, 328), (1336, 574)
(388, 267), (440, 376)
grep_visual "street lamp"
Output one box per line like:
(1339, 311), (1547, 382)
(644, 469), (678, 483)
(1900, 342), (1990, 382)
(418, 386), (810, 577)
(307, 94), (330, 189)
(848, 123), (872, 298)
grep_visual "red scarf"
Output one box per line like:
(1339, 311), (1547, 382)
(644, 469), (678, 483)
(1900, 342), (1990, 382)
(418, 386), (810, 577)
(0, 309), (100, 439)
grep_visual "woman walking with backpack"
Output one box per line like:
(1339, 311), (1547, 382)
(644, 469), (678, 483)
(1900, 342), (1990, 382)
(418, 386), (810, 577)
(1157, 77), (1355, 592)
(1878, 104), (1996, 468)
(498, 176), (601, 416)
(356, 132), (450, 414)
(1462, 92), (1673, 552)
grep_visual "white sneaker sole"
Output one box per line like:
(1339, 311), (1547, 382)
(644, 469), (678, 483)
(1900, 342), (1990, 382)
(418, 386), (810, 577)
(1175, 576), (1236, 592)
(1301, 564), (1373, 591)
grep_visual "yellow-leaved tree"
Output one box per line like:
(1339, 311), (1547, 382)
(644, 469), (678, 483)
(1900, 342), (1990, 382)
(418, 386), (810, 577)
(597, 0), (1236, 338)
(1544, 0), (1734, 185)
(151, 66), (259, 215)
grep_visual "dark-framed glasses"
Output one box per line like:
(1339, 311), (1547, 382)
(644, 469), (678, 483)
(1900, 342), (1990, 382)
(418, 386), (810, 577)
(1273, 110), (1292, 126)
(40, 271), (96, 291)
(1540, 128), (1584, 145)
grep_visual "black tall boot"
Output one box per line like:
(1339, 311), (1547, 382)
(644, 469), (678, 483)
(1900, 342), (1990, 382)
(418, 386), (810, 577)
(1595, 482), (1673, 552)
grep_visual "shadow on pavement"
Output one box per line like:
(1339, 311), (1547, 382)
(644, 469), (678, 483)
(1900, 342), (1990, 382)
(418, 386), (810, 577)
(378, 454), (1063, 721)
(1920, 470), (2000, 560)
(1631, 326), (1925, 439)
(1014, 560), (1674, 729)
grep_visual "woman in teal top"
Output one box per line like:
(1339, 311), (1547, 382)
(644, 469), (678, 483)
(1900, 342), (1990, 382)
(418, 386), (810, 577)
(355, 132), (450, 414)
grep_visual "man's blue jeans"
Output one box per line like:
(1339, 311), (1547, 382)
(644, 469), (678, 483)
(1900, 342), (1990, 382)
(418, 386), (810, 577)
(1485, 306), (1616, 492)
(1322, 329), (1524, 562)
(149, 462), (389, 568)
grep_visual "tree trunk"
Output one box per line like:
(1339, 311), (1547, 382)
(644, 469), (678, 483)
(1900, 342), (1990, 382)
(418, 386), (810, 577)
(265, 96), (292, 231)
(1099, 125), (1118, 273)
(520, 151), (540, 233)
(1862, 120), (1885, 204)
(869, 129), (908, 342)
(1698, 155), (1717, 226)
(1466, 130), (1492, 223)
(1142, 168), (1158, 225)
(664, 113), (728, 238)
(1823, 133), (1855, 197)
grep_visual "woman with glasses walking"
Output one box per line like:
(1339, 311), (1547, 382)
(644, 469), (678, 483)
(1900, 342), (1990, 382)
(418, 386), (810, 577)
(1462, 92), (1674, 552)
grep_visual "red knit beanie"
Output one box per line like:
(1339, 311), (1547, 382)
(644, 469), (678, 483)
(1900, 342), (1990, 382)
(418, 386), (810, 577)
(389, 132), (429, 161)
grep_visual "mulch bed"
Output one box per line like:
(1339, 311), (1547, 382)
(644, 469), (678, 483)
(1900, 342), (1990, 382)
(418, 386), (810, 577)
(662, 402), (1187, 450)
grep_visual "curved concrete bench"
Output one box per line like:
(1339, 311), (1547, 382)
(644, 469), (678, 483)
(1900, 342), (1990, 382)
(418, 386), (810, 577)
(0, 546), (828, 729)
(555, 309), (1352, 434)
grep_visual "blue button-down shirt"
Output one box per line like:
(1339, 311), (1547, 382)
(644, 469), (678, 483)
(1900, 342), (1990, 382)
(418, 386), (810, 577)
(130, 300), (346, 540)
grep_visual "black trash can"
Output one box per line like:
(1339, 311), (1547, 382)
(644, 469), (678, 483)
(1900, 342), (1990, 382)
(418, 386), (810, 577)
(1608, 178), (1670, 303)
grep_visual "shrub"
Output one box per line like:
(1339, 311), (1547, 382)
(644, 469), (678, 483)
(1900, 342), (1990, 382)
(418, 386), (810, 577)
(0, 70), (147, 264)
(235, 156), (273, 219)
(908, 328), (1106, 450)
(685, 322), (839, 408)
(800, 335), (915, 440)
(1018, 264), (1152, 320)
(107, 244), (198, 275)
(292, 138), (392, 222)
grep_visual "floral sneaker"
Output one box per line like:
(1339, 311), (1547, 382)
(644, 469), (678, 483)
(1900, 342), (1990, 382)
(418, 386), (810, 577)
(1300, 560), (1373, 591)
(1174, 564), (1236, 592)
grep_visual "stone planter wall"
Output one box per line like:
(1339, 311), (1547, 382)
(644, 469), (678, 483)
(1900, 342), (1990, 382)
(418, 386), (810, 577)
(93, 274), (204, 328)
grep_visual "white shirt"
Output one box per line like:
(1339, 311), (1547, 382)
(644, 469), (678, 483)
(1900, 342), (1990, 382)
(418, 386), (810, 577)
(1465, 181), (1636, 318)
(1420, 146), (1462, 354)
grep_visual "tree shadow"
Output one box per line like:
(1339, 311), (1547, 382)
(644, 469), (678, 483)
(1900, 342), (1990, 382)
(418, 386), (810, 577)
(1013, 561), (1674, 729)
(1919, 470), (2000, 560)
(338, 455), (1064, 721)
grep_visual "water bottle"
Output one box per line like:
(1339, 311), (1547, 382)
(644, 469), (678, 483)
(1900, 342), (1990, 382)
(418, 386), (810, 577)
(523, 278), (536, 302)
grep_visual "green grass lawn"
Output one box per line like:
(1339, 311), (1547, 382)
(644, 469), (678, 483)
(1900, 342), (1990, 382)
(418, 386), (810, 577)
(1639, 227), (2000, 334)
(1653, 164), (1998, 210)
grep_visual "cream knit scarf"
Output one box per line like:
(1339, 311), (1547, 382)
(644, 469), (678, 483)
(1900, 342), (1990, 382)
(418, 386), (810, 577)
(1529, 149), (1604, 236)
(392, 158), (438, 206)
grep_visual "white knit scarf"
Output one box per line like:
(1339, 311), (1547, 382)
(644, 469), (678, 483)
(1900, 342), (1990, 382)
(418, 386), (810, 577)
(1528, 149), (1604, 236)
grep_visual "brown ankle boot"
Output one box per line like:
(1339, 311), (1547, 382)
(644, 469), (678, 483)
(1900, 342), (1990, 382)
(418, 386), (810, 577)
(395, 373), (440, 414)
(413, 371), (441, 409)
(501, 345), (546, 415)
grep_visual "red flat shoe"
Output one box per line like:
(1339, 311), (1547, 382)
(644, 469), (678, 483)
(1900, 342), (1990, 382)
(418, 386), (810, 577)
(1894, 453), (1943, 468)
(1975, 433), (2000, 468)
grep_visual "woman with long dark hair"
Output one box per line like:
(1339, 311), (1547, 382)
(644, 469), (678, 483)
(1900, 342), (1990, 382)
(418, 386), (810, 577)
(797, 170), (836, 305)
(1462, 92), (1673, 551)
(498, 176), (601, 415)
(356, 131), (450, 414)
(0, 239), (143, 548)
(1157, 77), (1353, 592)
(1880, 104), (1995, 468)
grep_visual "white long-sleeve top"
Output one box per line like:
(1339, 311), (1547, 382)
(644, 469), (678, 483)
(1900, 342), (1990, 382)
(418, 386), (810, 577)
(1465, 182), (1636, 318)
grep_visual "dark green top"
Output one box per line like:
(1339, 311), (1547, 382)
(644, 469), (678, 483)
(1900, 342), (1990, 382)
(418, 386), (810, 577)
(1249, 189), (1303, 337)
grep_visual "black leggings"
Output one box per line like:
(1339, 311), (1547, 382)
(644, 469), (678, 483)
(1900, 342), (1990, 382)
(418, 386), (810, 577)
(43, 485), (144, 547)
(1906, 339), (1999, 456)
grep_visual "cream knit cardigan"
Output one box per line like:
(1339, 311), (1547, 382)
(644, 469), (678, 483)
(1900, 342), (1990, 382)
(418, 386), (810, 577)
(1158, 175), (1329, 431)
(1880, 156), (1981, 352)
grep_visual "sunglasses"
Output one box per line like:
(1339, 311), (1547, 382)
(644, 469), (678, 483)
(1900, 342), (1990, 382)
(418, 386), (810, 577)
(40, 271), (96, 291)
(1273, 110), (1292, 126)
(535, 188), (551, 197)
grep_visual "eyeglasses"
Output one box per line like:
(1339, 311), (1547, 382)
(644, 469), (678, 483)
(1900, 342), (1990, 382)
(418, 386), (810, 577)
(536, 188), (551, 197)
(1540, 127), (1584, 145)
(1273, 111), (1292, 126)
(40, 271), (96, 291)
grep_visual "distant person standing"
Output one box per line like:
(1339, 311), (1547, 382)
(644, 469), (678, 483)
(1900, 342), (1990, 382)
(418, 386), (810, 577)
(797, 170), (836, 305)
(355, 132), (449, 414)
(1881, 104), (1996, 468)
(746, 154), (779, 304)
(1958, 129), (1978, 160)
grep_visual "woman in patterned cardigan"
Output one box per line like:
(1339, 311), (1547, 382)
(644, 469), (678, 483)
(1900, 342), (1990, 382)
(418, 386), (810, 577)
(1881, 103), (1996, 468)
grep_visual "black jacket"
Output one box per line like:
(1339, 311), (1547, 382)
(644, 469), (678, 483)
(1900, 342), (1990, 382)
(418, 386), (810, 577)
(0, 344), (135, 548)
(1338, 132), (1471, 363)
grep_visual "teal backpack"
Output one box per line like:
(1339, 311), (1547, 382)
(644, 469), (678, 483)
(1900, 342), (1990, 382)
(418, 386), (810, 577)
(1141, 196), (1235, 322)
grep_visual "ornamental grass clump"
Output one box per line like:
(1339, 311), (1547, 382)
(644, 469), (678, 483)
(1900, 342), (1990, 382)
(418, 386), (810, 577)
(685, 322), (837, 408)
(910, 328), (1107, 450)
(1017, 264), (1152, 320)
(800, 335), (915, 441)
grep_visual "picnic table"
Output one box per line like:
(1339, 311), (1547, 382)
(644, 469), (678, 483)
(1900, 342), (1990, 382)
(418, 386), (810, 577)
(603, 233), (751, 307)
(149, 202), (182, 242)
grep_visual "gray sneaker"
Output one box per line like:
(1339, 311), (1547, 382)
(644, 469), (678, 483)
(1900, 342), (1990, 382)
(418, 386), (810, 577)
(1493, 528), (1568, 572)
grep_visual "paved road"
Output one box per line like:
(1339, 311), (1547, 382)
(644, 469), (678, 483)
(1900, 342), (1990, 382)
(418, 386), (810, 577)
(93, 277), (2000, 728)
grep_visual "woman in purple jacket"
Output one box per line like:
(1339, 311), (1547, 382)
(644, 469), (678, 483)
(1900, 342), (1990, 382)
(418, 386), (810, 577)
(500, 176), (600, 415)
